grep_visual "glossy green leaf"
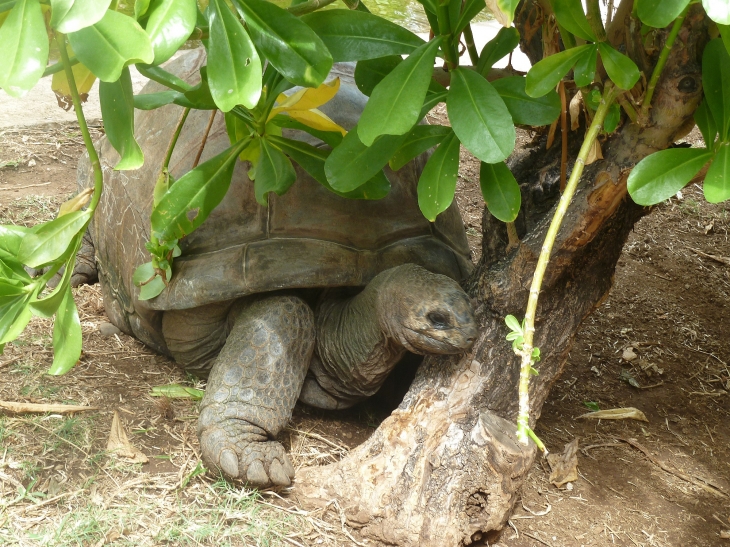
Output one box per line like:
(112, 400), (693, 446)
(50, 0), (111, 33)
(0, 283), (34, 345)
(47, 286), (82, 375)
(231, 0), (332, 88)
(254, 138), (296, 205)
(144, 0), (197, 65)
(133, 89), (181, 110)
(18, 211), (91, 269)
(479, 161), (521, 222)
(476, 26), (520, 76)
(694, 100), (717, 148)
(269, 135), (390, 200)
(598, 42), (640, 90)
(100, 67), (144, 170)
(447, 68), (515, 163)
(151, 142), (244, 242)
(301, 9), (424, 62)
(491, 76), (560, 126)
(454, 0), (486, 35)
(636, 0), (690, 28)
(704, 0), (730, 25)
(135, 0), (151, 19)
(208, 0), (262, 111)
(703, 39), (730, 140)
(417, 131), (460, 222)
(354, 55), (401, 97)
(627, 148), (713, 206)
(30, 236), (81, 318)
(181, 70), (218, 110)
(0, 224), (31, 259)
(573, 43), (597, 87)
(704, 143), (730, 203)
(136, 63), (193, 92)
(139, 274), (166, 300)
(0, 0), (49, 98)
(270, 114), (343, 148)
(325, 129), (406, 192)
(389, 125), (451, 171)
(603, 103), (621, 133)
(358, 37), (442, 146)
(720, 24), (730, 57)
(488, 0), (520, 25)
(525, 44), (594, 97)
(68, 9), (154, 82)
(550, 0), (596, 41)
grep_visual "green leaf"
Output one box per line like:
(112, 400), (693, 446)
(525, 44), (594, 97)
(133, 89), (181, 110)
(0, 224), (32, 259)
(0, 284), (35, 345)
(150, 383), (204, 399)
(68, 9), (154, 82)
(144, 0), (197, 65)
(18, 211), (91, 269)
(476, 26), (520, 76)
(100, 67), (144, 170)
(231, 0), (332, 88)
(550, 0), (596, 41)
(636, 0), (690, 28)
(208, 0), (262, 111)
(703, 39), (730, 141)
(269, 114), (343, 148)
(354, 55), (401, 97)
(181, 69), (218, 110)
(447, 68), (515, 163)
(720, 24), (730, 56)
(325, 129), (405, 192)
(573, 43), (597, 87)
(50, 0), (111, 33)
(135, 0), (151, 20)
(479, 161), (521, 222)
(151, 142), (244, 242)
(491, 76), (560, 126)
(358, 37), (442, 146)
(627, 148), (713, 205)
(47, 286), (82, 375)
(598, 42), (640, 90)
(704, 143), (730, 203)
(454, 0), (486, 35)
(30, 235), (81, 318)
(704, 0), (730, 25)
(0, 0), (49, 98)
(254, 138), (296, 205)
(301, 9), (424, 62)
(584, 401), (600, 411)
(490, 0), (520, 25)
(389, 124), (451, 171)
(139, 274), (166, 300)
(268, 135), (389, 200)
(136, 63), (193, 92)
(603, 103), (620, 133)
(694, 100), (717, 148)
(505, 314), (522, 333)
(417, 131), (460, 222)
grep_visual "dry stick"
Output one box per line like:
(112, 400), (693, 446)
(618, 437), (728, 498)
(516, 83), (619, 450)
(192, 110), (218, 168)
(0, 358), (19, 369)
(559, 81), (568, 192)
(0, 181), (52, 191)
(639, 5), (689, 123)
(688, 247), (730, 267)
(523, 531), (554, 547)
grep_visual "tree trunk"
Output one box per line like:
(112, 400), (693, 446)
(296, 6), (709, 545)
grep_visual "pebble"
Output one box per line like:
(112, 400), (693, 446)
(98, 322), (122, 337)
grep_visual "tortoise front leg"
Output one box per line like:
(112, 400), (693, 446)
(197, 295), (314, 487)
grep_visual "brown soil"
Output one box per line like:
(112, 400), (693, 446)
(1, 122), (730, 546)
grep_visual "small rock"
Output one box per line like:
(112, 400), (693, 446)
(27, 159), (36, 167)
(99, 322), (121, 337)
(622, 347), (637, 361)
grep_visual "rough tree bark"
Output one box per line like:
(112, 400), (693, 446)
(296, 4), (709, 545)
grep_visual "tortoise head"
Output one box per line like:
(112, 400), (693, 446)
(377, 264), (477, 354)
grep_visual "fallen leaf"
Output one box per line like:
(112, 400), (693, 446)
(585, 139), (603, 165)
(720, 530), (730, 539)
(0, 401), (97, 413)
(107, 411), (148, 463)
(569, 92), (582, 130)
(577, 407), (649, 422)
(547, 438), (579, 488)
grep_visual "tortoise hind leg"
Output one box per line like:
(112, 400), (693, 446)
(197, 295), (315, 487)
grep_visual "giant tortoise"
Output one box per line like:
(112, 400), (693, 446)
(78, 49), (477, 488)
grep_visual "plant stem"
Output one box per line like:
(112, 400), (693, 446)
(506, 221), (520, 249)
(586, 0), (606, 42)
(515, 82), (619, 447)
(463, 25), (480, 66)
(639, 5), (689, 123)
(55, 32), (103, 213)
(42, 56), (78, 78)
(436, 0), (459, 69)
(616, 93), (638, 123)
(287, 0), (338, 16)
(162, 108), (191, 172)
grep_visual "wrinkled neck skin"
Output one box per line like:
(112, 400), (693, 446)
(315, 269), (407, 397)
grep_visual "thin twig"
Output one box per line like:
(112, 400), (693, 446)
(193, 110), (218, 168)
(523, 531), (554, 547)
(0, 181), (52, 191)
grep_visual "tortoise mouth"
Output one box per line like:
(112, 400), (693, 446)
(401, 326), (476, 354)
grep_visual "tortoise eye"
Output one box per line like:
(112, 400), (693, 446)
(427, 312), (450, 328)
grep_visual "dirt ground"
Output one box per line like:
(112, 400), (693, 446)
(1, 120), (730, 547)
